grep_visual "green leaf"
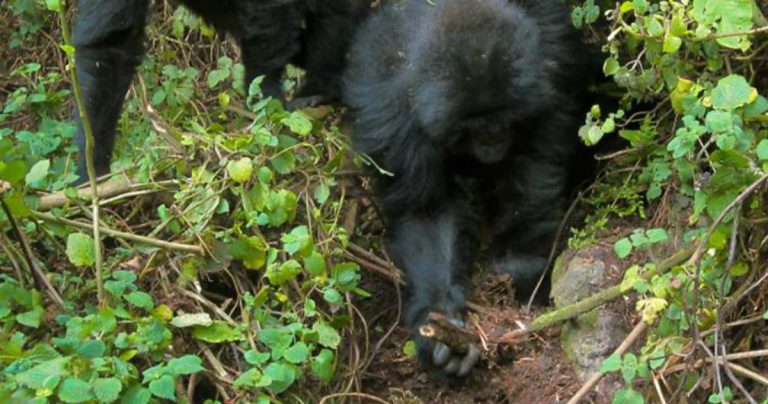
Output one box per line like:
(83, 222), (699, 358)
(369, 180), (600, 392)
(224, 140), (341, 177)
(15, 357), (68, 390)
(323, 288), (342, 304)
(265, 260), (302, 286)
(93, 378), (122, 403)
(600, 354), (622, 373)
(603, 57), (620, 76)
(284, 342), (310, 364)
(281, 226), (312, 256)
(648, 348), (666, 369)
(621, 353), (638, 384)
(612, 387), (644, 404)
(403, 340), (417, 357)
(313, 182), (330, 204)
(192, 321), (242, 343)
(58, 378), (94, 403)
(25, 159), (50, 185)
(710, 75), (756, 111)
(125, 291), (154, 310)
(76, 340), (106, 358)
(233, 368), (272, 389)
(17, 306), (43, 328)
(168, 355), (205, 375)
(244, 350), (271, 365)
(663, 34), (682, 53)
(258, 328), (292, 351)
(148, 375), (176, 400)
(313, 320), (341, 349)
(304, 251), (327, 277)
(311, 349), (335, 383)
(170, 313), (213, 328)
(645, 228), (668, 243)
(263, 362), (297, 393)
(281, 111), (312, 136)
(45, 0), (61, 12)
(614, 238), (632, 259)
(207, 69), (230, 88)
(66, 233), (95, 267)
(120, 384), (151, 404)
(229, 236), (268, 270)
(227, 157), (253, 183)
(756, 139), (768, 160)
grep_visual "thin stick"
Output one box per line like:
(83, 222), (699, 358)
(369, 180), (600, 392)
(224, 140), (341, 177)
(0, 200), (65, 308)
(33, 211), (204, 254)
(567, 321), (648, 404)
(57, 0), (104, 305)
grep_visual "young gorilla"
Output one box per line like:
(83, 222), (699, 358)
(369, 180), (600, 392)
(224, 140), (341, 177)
(344, 0), (593, 377)
(73, 0), (369, 180)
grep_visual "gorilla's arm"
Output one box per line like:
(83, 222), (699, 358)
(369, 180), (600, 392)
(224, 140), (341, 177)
(389, 203), (481, 377)
(490, 114), (576, 302)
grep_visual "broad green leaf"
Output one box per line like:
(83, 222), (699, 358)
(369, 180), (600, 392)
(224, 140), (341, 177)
(600, 354), (622, 373)
(149, 375), (176, 400)
(66, 233), (95, 267)
(311, 349), (335, 383)
(125, 291), (154, 310)
(168, 355), (204, 375)
(263, 362), (297, 394)
(192, 321), (242, 343)
(227, 157), (253, 183)
(710, 75), (756, 111)
(170, 313), (213, 328)
(614, 238), (632, 258)
(313, 320), (341, 349)
(612, 387), (644, 404)
(284, 342), (310, 364)
(756, 139), (768, 160)
(281, 111), (312, 136)
(25, 159), (50, 185)
(17, 306), (43, 328)
(58, 378), (94, 403)
(15, 358), (67, 390)
(93, 378), (122, 403)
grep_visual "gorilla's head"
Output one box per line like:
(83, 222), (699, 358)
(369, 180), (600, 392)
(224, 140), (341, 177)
(408, 0), (561, 163)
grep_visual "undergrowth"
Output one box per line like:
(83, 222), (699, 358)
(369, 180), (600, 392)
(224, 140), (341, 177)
(0, 0), (767, 403)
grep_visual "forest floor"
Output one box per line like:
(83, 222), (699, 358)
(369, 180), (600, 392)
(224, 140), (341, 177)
(355, 273), (589, 403)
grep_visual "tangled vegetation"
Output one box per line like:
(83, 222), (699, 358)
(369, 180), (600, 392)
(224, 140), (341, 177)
(0, 0), (767, 403)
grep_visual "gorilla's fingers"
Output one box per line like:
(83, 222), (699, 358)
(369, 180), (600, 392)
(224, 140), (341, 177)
(432, 343), (451, 366)
(443, 357), (461, 375)
(457, 344), (481, 377)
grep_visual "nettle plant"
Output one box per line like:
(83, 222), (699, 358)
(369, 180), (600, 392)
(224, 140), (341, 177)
(2, 82), (362, 402)
(575, 0), (768, 402)
(0, 4), (363, 402)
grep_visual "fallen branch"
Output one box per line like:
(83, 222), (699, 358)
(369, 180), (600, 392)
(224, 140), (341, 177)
(418, 312), (478, 354)
(33, 211), (204, 254)
(497, 246), (694, 343)
(37, 177), (178, 211)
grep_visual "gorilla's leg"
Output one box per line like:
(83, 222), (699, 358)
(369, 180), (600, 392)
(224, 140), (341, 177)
(389, 203), (481, 377)
(73, 0), (150, 181)
(294, 0), (369, 107)
(237, 2), (305, 101)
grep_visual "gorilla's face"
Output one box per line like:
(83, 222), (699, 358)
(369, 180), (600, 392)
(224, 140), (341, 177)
(458, 110), (518, 164)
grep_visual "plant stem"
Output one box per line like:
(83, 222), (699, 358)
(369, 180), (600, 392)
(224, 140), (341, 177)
(56, 0), (104, 306)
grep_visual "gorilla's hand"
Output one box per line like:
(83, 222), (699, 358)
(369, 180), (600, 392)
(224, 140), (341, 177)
(415, 316), (481, 377)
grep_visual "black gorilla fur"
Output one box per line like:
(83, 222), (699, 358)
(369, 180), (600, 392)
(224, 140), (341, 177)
(73, 0), (369, 180)
(343, 0), (593, 377)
